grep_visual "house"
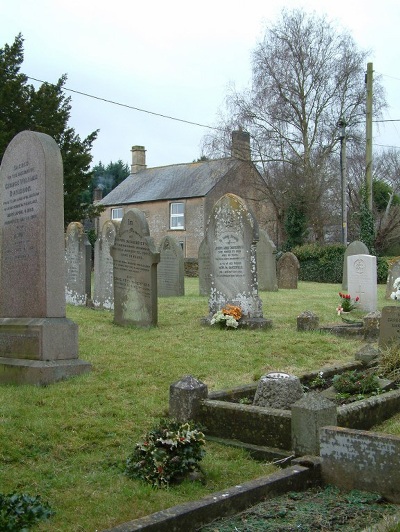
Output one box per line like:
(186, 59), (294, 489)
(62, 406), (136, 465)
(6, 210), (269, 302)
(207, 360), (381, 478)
(97, 130), (276, 258)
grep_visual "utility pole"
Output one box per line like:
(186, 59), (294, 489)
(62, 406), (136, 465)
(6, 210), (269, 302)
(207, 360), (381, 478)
(365, 62), (373, 210)
(338, 118), (347, 245)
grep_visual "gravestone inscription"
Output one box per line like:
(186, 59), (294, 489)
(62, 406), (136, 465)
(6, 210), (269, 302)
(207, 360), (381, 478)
(157, 235), (184, 297)
(65, 221), (91, 306)
(111, 209), (159, 327)
(379, 306), (400, 348)
(0, 131), (91, 384)
(347, 254), (377, 312)
(342, 240), (369, 290)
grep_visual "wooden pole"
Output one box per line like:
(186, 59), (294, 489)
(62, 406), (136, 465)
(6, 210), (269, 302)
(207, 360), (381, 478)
(365, 62), (373, 210)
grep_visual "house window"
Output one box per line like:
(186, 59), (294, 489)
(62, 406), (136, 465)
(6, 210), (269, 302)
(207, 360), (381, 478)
(111, 207), (123, 221)
(170, 202), (185, 229)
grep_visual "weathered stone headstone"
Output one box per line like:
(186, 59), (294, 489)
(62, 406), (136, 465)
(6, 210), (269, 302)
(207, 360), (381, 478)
(297, 311), (319, 331)
(93, 220), (118, 309)
(198, 237), (211, 296)
(342, 240), (369, 290)
(385, 258), (400, 299)
(169, 375), (208, 422)
(0, 131), (91, 384)
(204, 193), (270, 328)
(347, 254), (377, 312)
(65, 222), (91, 305)
(111, 209), (160, 327)
(253, 372), (304, 409)
(379, 306), (400, 348)
(157, 236), (184, 297)
(256, 229), (278, 291)
(277, 252), (300, 289)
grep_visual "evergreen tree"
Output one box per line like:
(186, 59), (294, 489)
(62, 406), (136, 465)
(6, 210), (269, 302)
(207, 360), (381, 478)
(0, 34), (103, 226)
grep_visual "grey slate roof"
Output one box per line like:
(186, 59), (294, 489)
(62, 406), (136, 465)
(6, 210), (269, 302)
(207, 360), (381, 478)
(99, 158), (242, 206)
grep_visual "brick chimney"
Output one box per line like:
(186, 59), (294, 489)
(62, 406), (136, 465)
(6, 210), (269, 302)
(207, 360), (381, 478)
(131, 145), (146, 174)
(231, 129), (251, 161)
(93, 186), (103, 202)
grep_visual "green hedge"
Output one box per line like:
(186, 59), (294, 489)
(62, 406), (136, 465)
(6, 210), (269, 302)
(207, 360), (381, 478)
(290, 244), (389, 284)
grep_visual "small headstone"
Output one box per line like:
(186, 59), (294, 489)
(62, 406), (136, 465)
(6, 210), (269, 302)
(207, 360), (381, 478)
(169, 375), (208, 422)
(65, 222), (92, 306)
(385, 258), (400, 299)
(204, 193), (270, 328)
(256, 229), (278, 291)
(277, 252), (300, 289)
(0, 131), (90, 384)
(111, 209), (160, 327)
(347, 254), (377, 312)
(157, 236), (184, 297)
(379, 306), (400, 348)
(253, 372), (304, 409)
(297, 311), (319, 332)
(198, 237), (211, 296)
(363, 310), (381, 342)
(291, 394), (337, 456)
(342, 240), (369, 290)
(93, 220), (118, 309)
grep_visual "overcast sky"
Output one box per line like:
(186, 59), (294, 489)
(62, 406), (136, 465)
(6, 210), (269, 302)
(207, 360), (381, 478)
(1, 0), (400, 169)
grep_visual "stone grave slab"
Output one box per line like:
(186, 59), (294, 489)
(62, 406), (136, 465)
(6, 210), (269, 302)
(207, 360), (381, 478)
(157, 235), (184, 297)
(65, 221), (92, 305)
(277, 252), (300, 289)
(347, 254), (377, 312)
(93, 219), (118, 309)
(342, 240), (369, 290)
(257, 229), (278, 291)
(379, 306), (400, 348)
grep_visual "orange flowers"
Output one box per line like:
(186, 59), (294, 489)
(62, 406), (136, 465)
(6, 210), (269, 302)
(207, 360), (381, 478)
(221, 304), (242, 321)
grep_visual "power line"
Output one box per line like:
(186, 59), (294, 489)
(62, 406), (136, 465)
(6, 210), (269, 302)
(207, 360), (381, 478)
(27, 76), (222, 132)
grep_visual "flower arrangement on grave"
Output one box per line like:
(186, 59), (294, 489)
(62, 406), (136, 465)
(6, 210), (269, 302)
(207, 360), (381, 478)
(390, 277), (400, 301)
(336, 292), (360, 314)
(125, 419), (206, 488)
(210, 304), (242, 329)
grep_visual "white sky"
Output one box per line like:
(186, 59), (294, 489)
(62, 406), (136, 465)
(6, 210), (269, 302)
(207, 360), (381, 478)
(1, 0), (400, 169)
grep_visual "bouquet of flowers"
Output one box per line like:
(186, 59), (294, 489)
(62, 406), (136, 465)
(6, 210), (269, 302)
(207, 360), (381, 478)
(337, 292), (360, 314)
(210, 304), (242, 329)
(390, 277), (400, 301)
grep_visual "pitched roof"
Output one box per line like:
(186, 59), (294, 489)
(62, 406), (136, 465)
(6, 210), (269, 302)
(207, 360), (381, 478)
(99, 158), (242, 206)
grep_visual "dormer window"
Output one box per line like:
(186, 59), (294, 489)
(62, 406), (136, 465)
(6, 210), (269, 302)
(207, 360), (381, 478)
(170, 202), (184, 229)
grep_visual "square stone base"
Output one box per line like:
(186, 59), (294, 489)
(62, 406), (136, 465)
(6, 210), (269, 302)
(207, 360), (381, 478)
(0, 357), (92, 385)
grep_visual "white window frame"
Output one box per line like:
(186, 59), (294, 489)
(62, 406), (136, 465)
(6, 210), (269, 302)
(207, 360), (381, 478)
(111, 207), (123, 221)
(170, 202), (185, 230)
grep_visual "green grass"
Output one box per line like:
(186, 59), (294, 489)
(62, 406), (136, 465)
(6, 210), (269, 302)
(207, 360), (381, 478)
(0, 280), (398, 531)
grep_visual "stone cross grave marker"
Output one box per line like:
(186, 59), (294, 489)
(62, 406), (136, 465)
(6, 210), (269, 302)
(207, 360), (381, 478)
(256, 229), (278, 291)
(93, 219), (118, 309)
(0, 131), (91, 384)
(111, 208), (160, 327)
(347, 254), (377, 312)
(204, 193), (270, 328)
(65, 221), (92, 306)
(157, 235), (184, 297)
(342, 240), (369, 290)
(379, 306), (400, 348)
(277, 252), (300, 289)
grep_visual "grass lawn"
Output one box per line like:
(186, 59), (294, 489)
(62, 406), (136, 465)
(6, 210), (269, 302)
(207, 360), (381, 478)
(0, 280), (398, 531)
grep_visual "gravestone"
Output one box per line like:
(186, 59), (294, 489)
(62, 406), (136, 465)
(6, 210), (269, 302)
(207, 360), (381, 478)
(204, 193), (270, 328)
(385, 258), (400, 299)
(198, 237), (211, 296)
(93, 220), (119, 309)
(277, 252), (300, 289)
(157, 235), (184, 297)
(347, 254), (377, 312)
(111, 208), (160, 327)
(342, 240), (369, 290)
(253, 372), (304, 409)
(256, 229), (278, 291)
(65, 222), (91, 305)
(0, 131), (91, 384)
(379, 306), (400, 348)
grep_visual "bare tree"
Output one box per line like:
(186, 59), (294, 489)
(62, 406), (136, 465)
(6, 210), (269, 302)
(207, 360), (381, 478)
(202, 9), (386, 245)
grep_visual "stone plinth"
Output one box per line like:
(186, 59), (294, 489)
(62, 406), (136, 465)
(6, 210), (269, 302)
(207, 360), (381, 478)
(297, 311), (319, 331)
(169, 375), (208, 422)
(253, 372), (303, 409)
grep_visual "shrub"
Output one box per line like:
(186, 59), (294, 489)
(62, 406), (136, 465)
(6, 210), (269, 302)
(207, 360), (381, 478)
(292, 244), (345, 283)
(378, 343), (400, 383)
(125, 419), (206, 488)
(0, 493), (54, 531)
(332, 370), (380, 395)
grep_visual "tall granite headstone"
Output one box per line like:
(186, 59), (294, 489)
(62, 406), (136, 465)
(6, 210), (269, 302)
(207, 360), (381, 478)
(65, 221), (92, 305)
(257, 229), (278, 291)
(204, 193), (270, 328)
(0, 131), (91, 384)
(93, 220), (119, 309)
(157, 235), (184, 297)
(111, 209), (160, 327)
(342, 240), (369, 290)
(347, 254), (377, 312)
(385, 258), (400, 299)
(198, 237), (211, 296)
(277, 252), (300, 289)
